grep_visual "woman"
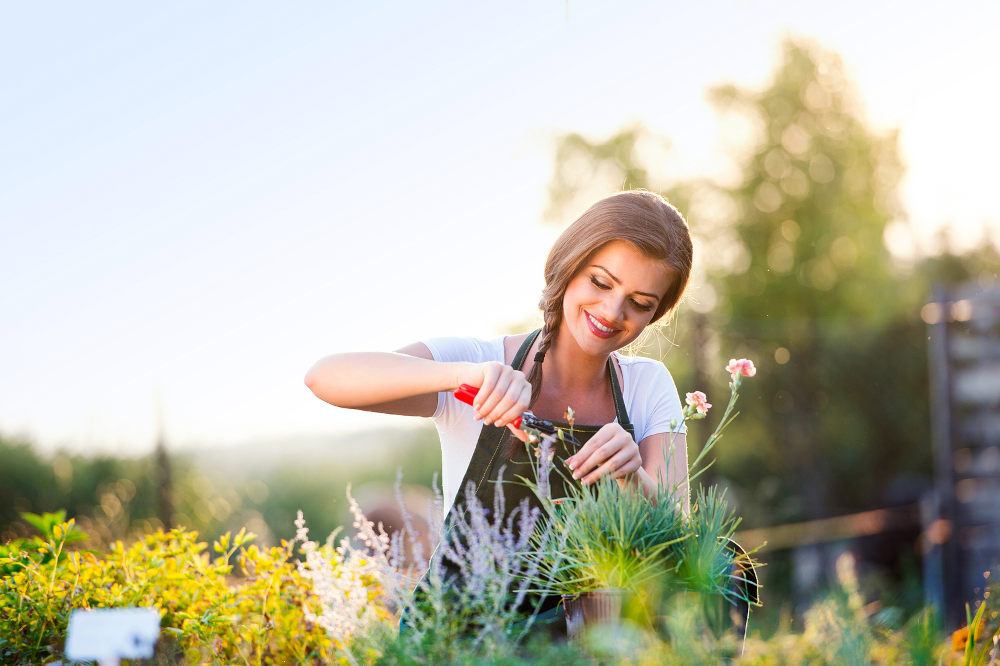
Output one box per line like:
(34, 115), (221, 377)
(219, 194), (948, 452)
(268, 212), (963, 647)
(305, 190), (693, 525)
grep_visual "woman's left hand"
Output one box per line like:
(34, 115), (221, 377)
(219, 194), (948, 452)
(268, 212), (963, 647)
(565, 423), (642, 486)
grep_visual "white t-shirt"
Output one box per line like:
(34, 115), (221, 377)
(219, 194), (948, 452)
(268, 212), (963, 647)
(422, 335), (686, 515)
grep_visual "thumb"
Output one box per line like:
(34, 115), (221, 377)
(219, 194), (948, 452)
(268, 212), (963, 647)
(507, 424), (530, 443)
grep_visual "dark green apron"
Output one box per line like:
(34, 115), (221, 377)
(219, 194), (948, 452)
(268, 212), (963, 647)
(403, 329), (634, 632)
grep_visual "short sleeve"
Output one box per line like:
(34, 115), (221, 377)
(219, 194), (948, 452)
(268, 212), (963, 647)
(619, 356), (686, 442)
(642, 365), (686, 439)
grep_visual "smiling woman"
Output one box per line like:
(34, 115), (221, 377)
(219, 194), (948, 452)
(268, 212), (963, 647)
(304, 189), (694, 629)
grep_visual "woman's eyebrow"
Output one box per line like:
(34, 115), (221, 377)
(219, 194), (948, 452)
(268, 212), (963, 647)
(592, 265), (661, 301)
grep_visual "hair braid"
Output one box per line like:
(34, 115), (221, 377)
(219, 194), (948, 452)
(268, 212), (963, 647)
(526, 298), (562, 407)
(503, 298), (562, 461)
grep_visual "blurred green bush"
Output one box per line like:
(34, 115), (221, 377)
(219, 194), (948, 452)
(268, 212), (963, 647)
(0, 427), (441, 551)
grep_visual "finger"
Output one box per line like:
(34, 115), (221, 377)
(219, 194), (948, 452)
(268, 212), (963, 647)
(493, 383), (530, 428)
(567, 425), (620, 472)
(572, 426), (637, 479)
(474, 363), (508, 418)
(565, 428), (612, 471)
(473, 363), (501, 415)
(582, 448), (640, 486)
(571, 440), (620, 480)
(507, 423), (530, 443)
(479, 373), (514, 424)
(485, 371), (528, 426)
(610, 445), (643, 478)
(484, 376), (524, 426)
(613, 457), (642, 478)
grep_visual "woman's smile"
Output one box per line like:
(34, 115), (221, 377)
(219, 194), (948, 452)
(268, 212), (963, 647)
(584, 311), (621, 338)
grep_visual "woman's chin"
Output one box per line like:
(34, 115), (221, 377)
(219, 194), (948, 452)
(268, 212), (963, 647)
(569, 329), (625, 358)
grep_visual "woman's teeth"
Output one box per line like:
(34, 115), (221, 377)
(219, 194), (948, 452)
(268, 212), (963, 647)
(588, 313), (615, 333)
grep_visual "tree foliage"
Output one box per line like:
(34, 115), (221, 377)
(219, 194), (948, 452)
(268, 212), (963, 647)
(0, 428), (443, 553)
(544, 37), (1000, 532)
(704, 38), (913, 522)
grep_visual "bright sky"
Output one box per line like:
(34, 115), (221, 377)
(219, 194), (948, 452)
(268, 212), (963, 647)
(2, 1), (998, 454)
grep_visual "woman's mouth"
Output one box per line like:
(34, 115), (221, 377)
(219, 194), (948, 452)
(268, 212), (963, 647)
(585, 311), (620, 339)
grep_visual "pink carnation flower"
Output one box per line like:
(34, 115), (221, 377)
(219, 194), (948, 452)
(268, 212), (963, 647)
(685, 391), (712, 415)
(726, 358), (757, 380)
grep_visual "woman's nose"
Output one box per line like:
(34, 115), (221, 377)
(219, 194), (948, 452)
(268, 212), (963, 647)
(598, 293), (627, 322)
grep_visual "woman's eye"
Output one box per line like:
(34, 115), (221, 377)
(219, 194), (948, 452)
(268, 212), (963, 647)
(632, 299), (654, 312)
(590, 276), (611, 290)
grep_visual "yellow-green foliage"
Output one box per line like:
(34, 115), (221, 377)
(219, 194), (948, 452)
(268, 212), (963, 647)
(0, 511), (382, 664)
(3, 510), (997, 665)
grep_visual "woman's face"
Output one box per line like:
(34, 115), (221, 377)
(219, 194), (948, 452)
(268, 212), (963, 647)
(559, 240), (675, 359)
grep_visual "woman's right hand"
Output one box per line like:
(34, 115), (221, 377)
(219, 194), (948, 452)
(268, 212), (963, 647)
(460, 361), (531, 431)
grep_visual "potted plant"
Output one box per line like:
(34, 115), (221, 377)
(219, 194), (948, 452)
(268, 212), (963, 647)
(520, 359), (761, 642)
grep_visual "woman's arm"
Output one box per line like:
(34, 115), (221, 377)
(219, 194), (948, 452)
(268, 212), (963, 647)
(636, 431), (690, 515)
(305, 343), (452, 417)
(304, 342), (531, 425)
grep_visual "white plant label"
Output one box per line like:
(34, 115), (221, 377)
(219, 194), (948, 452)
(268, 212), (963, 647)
(65, 607), (160, 664)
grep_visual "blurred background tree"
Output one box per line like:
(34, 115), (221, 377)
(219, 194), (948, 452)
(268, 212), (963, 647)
(0, 427), (442, 553)
(704, 38), (914, 524)
(544, 36), (1000, 618)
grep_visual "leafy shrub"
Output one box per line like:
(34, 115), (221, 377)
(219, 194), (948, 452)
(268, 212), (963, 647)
(0, 510), (370, 664)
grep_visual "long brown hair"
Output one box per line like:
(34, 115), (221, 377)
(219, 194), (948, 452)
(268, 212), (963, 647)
(526, 190), (693, 406)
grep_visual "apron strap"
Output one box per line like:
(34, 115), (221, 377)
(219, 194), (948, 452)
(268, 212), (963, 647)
(511, 328), (541, 371)
(608, 357), (631, 427)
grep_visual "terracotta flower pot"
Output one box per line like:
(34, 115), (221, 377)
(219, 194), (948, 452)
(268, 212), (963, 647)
(562, 588), (625, 638)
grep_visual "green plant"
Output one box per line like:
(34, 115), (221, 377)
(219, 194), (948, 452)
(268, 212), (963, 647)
(526, 467), (688, 596)
(523, 360), (760, 616)
(0, 511), (361, 664)
(0, 511), (88, 577)
(950, 593), (1000, 666)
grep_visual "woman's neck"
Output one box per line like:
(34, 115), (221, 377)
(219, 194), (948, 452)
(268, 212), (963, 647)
(545, 336), (609, 394)
(527, 332), (616, 424)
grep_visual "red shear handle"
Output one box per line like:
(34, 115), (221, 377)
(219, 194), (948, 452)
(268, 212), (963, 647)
(454, 384), (523, 429)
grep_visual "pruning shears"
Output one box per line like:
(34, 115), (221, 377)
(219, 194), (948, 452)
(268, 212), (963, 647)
(453, 384), (581, 448)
